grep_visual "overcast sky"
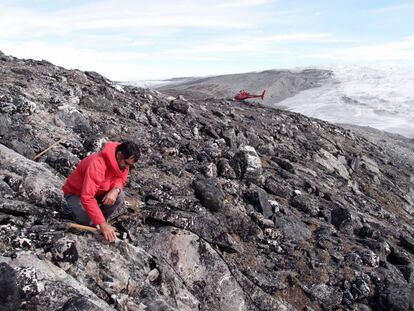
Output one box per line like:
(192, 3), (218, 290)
(1, 0), (414, 80)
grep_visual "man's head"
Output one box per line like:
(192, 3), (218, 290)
(115, 141), (140, 170)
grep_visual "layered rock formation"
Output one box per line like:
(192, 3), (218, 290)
(1, 51), (414, 311)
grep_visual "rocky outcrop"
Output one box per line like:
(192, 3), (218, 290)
(1, 52), (414, 310)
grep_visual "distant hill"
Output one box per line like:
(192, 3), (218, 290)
(156, 65), (414, 138)
(156, 68), (333, 105)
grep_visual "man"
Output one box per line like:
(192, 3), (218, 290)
(63, 141), (140, 242)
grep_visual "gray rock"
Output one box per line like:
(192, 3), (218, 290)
(245, 269), (291, 293)
(361, 155), (380, 175)
(0, 262), (20, 311)
(272, 157), (295, 174)
(236, 145), (263, 182)
(350, 156), (361, 171)
(0, 199), (34, 216)
(85, 70), (110, 83)
(5, 138), (36, 158)
(244, 187), (274, 219)
(147, 268), (160, 283)
(357, 304), (371, 311)
(356, 225), (375, 239)
(345, 252), (363, 266)
(0, 252), (115, 311)
(351, 277), (371, 299)
(204, 142), (221, 159)
(313, 148), (350, 180)
(141, 205), (239, 252)
(193, 177), (225, 212)
(0, 114), (10, 136)
(51, 237), (79, 271)
(257, 143), (275, 155)
(331, 205), (353, 232)
(13, 95), (36, 114)
(203, 124), (220, 139)
(60, 296), (103, 311)
(168, 99), (190, 114)
(147, 228), (245, 311)
(14, 266), (39, 299)
(0, 144), (65, 209)
(274, 215), (311, 242)
(357, 248), (379, 267)
(217, 158), (237, 179)
(264, 177), (289, 198)
(388, 248), (412, 266)
(226, 264), (297, 311)
(377, 282), (414, 311)
(308, 283), (342, 308)
(203, 162), (217, 178)
(398, 263), (414, 283)
(400, 234), (414, 254)
(291, 193), (319, 216)
(57, 106), (91, 131)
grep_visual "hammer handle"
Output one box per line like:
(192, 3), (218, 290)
(66, 223), (122, 237)
(66, 223), (99, 233)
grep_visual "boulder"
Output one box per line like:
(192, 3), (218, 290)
(264, 177), (289, 198)
(331, 205), (353, 232)
(272, 157), (295, 174)
(60, 296), (103, 311)
(357, 248), (379, 267)
(233, 145), (263, 183)
(193, 177), (225, 212)
(148, 228), (246, 311)
(400, 234), (414, 254)
(0, 263), (20, 311)
(141, 205), (239, 253)
(0, 252), (113, 310)
(244, 187), (274, 219)
(361, 155), (380, 175)
(51, 237), (79, 271)
(0, 143), (65, 209)
(14, 266), (39, 300)
(274, 215), (311, 242)
(203, 163), (217, 178)
(377, 283), (414, 311)
(0, 114), (10, 136)
(168, 99), (190, 114)
(308, 284), (342, 308)
(217, 158), (237, 179)
(351, 276), (371, 299)
(313, 149), (350, 180)
(291, 193), (319, 216)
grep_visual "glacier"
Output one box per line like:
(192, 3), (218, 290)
(277, 65), (414, 138)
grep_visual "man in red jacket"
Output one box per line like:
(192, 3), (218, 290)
(63, 141), (140, 242)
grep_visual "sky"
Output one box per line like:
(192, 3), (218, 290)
(1, 0), (414, 80)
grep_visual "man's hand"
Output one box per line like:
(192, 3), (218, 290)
(102, 188), (119, 206)
(98, 221), (117, 242)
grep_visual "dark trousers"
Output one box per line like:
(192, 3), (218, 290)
(65, 191), (125, 226)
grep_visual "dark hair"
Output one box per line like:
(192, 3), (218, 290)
(116, 141), (140, 161)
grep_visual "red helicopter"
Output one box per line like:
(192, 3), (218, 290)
(234, 89), (266, 101)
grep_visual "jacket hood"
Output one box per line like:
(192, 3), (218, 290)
(101, 141), (123, 176)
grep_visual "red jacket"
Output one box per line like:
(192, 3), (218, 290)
(63, 141), (129, 225)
